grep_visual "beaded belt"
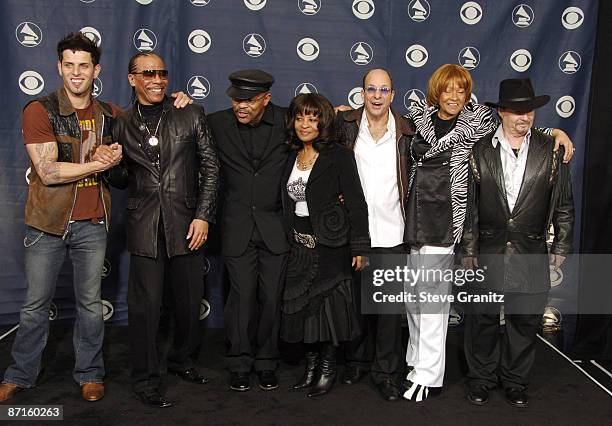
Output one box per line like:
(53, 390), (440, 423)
(293, 230), (316, 249)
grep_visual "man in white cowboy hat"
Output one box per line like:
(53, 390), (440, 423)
(461, 78), (574, 408)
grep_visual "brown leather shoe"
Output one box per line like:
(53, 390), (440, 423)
(0, 383), (21, 402)
(81, 382), (104, 402)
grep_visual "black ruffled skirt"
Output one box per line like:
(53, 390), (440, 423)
(281, 215), (361, 345)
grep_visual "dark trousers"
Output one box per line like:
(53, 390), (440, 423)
(464, 290), (548, 390)
(345, 245), (403, 384)
(128, 233), (204, 393)
(224, 225), (287, 373)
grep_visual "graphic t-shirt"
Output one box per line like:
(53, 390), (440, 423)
(22, 100), (120, 221)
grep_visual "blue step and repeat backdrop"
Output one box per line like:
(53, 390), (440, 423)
(0, 1), (597, 336)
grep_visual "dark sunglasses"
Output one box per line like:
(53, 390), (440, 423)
(132, 69), (169, 79)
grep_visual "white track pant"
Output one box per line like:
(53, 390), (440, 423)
(404, 245), (454, 388)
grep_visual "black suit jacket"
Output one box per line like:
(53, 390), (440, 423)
(207, 103), (290, 257)
(462, 128), (574, 293)
(281, 143), (370, 256)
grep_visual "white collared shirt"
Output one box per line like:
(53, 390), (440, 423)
(492, 125), (531, 212)
(353, 111), (404, 248)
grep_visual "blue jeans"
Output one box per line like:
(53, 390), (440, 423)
(3, 221), (107, 387)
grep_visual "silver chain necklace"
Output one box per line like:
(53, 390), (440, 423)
(137, 104), (163, 147)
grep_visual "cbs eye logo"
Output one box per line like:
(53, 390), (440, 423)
(352, 0), (375, 20)
(562, 7), (584, 30)
(187, 76), (211, 99)
(297, 37), (319, 61)
(80, 26), (102, 47)
(244, 0), (266, 10)
(188, 29), (212, 54)
(405, 44), (428, 67)
(199, 298), (211, 320)
(191, 0), (211, 5)
(556, 96), (575, 118)
(299, 0), (321, 15)
(295, 83), (318, 96)
(243, 33), (266, 57)
(19, 70), (44, 96)
(133, 29), (157, 52)
(460, 1), (482, 25)
(102, 299), (115, 321)
(347, 87), (364, 109)
(135, 0), (154, 4)
(49, 302), (58, 321)
(510, 49), (531, 72)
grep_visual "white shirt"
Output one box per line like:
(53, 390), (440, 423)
(287, 161), (311, 217)
(492, 125), (531, 213)
(353, 111), (404, 248)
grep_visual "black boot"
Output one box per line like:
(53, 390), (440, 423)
(293, 351), (319, 389)
(307, 343), (336, 397)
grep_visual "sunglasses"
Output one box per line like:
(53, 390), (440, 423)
(365, 85), (392, 96)
(132, 69), (169, 80)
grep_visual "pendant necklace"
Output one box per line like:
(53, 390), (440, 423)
(137, 104), (163, 147)
(297, 150), (318, 171)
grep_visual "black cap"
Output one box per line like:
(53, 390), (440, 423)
(485, 78), (550, 111)
(226, 69), (274, 100)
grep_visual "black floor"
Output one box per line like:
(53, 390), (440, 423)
(0, 325), (611, 425)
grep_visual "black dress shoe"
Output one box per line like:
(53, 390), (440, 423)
(467, 384), (489, 406)
(505, 387), (528, 408)
(376, 379), (400, 402)
(257, 370), (279, 391)
(171, 368), (210, 385)
(230, 372), (250, 392)
(136, 390), (174, 408)
(341, 365), (368, 385)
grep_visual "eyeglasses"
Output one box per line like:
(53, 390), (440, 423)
(365, 85), (392, 96)
(131, 69), (169, 80)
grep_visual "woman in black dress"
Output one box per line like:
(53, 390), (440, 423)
(281, 93), (370, 397)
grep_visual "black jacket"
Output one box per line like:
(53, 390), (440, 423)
(461, 128), (574, 293)
(109, 96), (219, 258)
(335, 107), (414, 219)
(281, 143), (370, 256)
(207, 103), (290, 257)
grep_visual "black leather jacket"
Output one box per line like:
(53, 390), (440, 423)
(109, 96), (219, 258)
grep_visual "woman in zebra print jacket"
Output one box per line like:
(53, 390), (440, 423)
(399, 64), (573, 403)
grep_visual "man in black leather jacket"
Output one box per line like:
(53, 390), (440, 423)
(462, 79), (574, 408)
(109, 53), (219, 407)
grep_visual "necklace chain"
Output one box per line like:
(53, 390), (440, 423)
(296, 150), (318, 171)
(137, 104), (163, 138)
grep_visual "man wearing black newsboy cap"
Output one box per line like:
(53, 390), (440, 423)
(461, 78), (574, 408)
(207, 69), (289, 392)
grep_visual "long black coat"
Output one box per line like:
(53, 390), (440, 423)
(207, 103), (290, 257)
(461, 129), (574, 293)
(281, 143), (370, 256)
(109, 96), (220, 258)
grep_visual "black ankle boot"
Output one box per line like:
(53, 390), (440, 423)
(307, 344), (336, 397)
(293, 351), (319, 389)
